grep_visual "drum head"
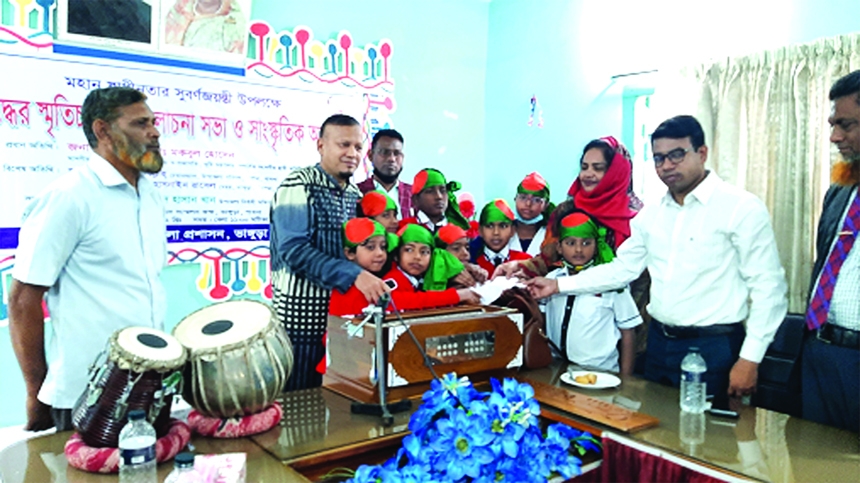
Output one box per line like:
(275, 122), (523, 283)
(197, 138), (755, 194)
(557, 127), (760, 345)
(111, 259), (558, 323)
(113, 327), (186, 369)
(173, 300), (273, 351)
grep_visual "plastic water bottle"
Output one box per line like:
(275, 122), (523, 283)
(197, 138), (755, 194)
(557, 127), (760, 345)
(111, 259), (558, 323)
(164, 452), (200, 483)
(118, 409), (157, 483)
(680, 347), (707, 413)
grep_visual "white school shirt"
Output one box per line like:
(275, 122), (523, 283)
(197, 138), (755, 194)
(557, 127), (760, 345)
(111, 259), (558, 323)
(509, 225), (546, 256)
(13, 155), (167, 408)
(416, 210), (447, 233)
(556, 172), (787, 363)
(544, 267), (642, 372)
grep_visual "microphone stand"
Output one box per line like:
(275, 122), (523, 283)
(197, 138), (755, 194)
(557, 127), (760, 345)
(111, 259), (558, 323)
(350, 294), (412, 426)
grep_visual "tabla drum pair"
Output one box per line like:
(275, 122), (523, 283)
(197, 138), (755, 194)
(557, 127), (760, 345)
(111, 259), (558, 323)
(173, 300), (294, 419)
(71, 327), (186, 448)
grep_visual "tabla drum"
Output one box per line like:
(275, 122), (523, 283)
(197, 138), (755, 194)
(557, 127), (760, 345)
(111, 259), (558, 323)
(71, 327), (187, 448)
(173, 300), (293, 419)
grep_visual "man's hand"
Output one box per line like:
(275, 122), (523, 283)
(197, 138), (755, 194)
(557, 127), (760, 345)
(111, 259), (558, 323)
(525, 277), (559, 299)
(25, 395), (54, 432)
(456, 288), (482, 305)
(451, 270), (477, 288)
(728, 358), (758, 397)
(491, 261), (524, 280)
(464, 263), (488, 284)
(354, 270), (390, 304)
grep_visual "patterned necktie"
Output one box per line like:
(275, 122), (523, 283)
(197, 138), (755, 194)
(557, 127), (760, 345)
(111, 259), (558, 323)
(806, 192), (860, 330)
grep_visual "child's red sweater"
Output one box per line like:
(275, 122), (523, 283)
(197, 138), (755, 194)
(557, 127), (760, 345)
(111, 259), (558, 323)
(329, 266), (460, 317)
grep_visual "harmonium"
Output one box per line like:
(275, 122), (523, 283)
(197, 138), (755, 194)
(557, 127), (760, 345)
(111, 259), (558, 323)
(324, 305), (524, 403)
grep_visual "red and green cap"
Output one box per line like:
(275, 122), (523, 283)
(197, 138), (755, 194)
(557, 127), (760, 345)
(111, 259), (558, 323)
(396, 223), (464, 290)
(558, 212), (615, 265)
(343, 218), (398, 252)
(411, 168), (470, 232)
(434, 224), (469, 248)
(412, 168), (459, 194)
(517, 172), (550, 200)
(479, 199), (516, 225)
(360, 190), (396, 217)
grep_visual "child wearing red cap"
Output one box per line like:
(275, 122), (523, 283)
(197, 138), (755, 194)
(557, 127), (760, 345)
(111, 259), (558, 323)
(544, 211), (641, 375)
(434, 224), (471, 264)
(358, 189), (399, 233)
(473, 199), (531, 276)
(329, 218), (399, 317)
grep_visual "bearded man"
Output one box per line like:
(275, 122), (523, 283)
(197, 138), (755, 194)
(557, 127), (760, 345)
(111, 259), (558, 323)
(803, 69), (860, 433)
(9, 87), (168, 431)
(357, 129), (414, 219)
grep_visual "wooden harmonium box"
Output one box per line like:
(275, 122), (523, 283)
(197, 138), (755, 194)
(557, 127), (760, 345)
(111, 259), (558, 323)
(324, 305), (523, 404)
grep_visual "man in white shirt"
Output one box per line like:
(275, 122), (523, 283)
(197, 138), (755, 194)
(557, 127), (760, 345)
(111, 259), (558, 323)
(803, 70), (860, 432)
(9, 87), (167, 431)
(527, 115), (788, 399)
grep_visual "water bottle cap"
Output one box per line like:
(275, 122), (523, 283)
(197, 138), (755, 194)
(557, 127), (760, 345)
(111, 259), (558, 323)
(175, 452), (195, 466)
(690, 347), (700, 352)
(127, 409), (146, 420)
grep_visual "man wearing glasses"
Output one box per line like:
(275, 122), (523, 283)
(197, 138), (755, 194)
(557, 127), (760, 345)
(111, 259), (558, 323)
(357, 129), (414, 219)
(527, 115), (788, 400)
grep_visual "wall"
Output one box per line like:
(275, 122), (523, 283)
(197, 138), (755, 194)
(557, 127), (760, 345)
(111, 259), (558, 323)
(252, 0), (491, 203)
(483, 0), (860, 204)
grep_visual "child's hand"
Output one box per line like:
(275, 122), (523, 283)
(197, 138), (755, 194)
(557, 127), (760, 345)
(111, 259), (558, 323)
(456, 288), (481, 305)
(464, 263), (488, 284)
(355, 270), (390, 304)
(451, 270), (476, 287)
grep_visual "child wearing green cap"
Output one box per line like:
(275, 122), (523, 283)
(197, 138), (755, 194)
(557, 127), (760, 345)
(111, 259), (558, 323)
(382, 224), (480, 311)
(473, 199), (532, 276)
(399, 168), (471, 233)
(544, 211), (642, 375)
(329, 218), (399, 317)
(357, 190), (399, 233)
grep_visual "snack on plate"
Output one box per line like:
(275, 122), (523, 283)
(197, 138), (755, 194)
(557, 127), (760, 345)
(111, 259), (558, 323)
(574, 373), (598, 385)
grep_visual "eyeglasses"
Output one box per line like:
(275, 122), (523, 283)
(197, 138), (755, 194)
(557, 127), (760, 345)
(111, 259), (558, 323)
(515, 194), (547, 205)
(653, 147), (692, 167)
(374, 148), (404, 158)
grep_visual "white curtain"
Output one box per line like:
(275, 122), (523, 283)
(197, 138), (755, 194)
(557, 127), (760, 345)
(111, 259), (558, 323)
(654, 33), (860, 312)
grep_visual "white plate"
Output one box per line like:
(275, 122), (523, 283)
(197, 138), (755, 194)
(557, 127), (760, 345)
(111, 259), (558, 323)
(560, 371), (621, 389)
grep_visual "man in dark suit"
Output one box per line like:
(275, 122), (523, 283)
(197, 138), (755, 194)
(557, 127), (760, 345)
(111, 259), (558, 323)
(357, 129), (413, 219)
(804, 70), (860, 432)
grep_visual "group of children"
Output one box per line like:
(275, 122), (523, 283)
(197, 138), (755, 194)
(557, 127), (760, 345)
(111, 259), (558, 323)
(329, 168), (641, 375)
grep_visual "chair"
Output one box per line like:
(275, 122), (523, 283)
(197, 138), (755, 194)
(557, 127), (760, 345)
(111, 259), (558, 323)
(751, 313), (804, 417)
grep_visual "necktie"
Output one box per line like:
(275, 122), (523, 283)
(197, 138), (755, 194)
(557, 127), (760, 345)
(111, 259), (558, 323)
(493, 256), (503, 267)
(806, 193), (860, 330)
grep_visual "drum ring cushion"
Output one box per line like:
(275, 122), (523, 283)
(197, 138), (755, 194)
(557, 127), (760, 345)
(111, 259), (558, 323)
(64, 418), (191, 474)
(188, 402), (283, 438)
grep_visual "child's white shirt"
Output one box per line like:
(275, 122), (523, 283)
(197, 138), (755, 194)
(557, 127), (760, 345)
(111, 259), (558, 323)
(544, 266), (643, 372)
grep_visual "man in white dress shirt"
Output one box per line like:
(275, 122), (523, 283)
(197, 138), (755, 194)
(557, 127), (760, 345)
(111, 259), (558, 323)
(527, 115), (788, 398)
(9, 87), (167, 431)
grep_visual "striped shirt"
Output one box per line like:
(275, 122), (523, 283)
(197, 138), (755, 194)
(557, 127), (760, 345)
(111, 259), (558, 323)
(269, 164), (361, 390)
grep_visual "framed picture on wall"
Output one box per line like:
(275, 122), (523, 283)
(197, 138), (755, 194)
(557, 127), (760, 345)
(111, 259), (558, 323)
(56, 0), (160, 52)
(158, 0), (251, 65)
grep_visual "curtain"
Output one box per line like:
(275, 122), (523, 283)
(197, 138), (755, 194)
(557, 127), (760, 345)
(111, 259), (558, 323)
(655, 33), (860, 312)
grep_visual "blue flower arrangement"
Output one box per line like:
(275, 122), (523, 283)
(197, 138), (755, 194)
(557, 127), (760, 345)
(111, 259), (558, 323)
(346, 373), (601, 483)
